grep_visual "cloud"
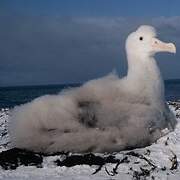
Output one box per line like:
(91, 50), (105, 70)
(0, 15), (179, 86)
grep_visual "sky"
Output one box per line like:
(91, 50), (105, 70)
(0, 0), (180, 86)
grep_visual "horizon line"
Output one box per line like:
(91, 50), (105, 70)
(0, 78), (180, 89)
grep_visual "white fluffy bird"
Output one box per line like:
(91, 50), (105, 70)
(9, 25), (177, 153)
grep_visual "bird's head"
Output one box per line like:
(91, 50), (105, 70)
(126, 25), (176, 59)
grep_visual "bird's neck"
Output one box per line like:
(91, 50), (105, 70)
(125, 53), (165, 105)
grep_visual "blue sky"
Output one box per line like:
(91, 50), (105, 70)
(0, 0), (180, 86)
(1, 0), (180, 16)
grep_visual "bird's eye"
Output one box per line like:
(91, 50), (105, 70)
(139, 36), (143, 41)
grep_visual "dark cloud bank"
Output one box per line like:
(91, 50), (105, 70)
(0, 15), (180, 86)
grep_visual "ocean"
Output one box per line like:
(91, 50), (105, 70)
(0, 80), (180, 109)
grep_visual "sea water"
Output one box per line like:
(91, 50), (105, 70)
(0, 80), (180, 108)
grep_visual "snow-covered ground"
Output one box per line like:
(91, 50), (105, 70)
(0, 102), (180, 180)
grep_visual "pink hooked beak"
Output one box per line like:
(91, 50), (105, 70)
(152, 38), (176, 54)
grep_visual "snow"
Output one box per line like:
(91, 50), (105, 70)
(0, 102), (180, 180)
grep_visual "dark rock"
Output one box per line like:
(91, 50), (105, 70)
(0, 148), (43, 170)
(55, 153), (118, 167)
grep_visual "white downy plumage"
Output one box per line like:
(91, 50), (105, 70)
(9, 25), (177, 153)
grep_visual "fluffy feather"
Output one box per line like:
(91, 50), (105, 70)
(9, 25), (177, 153)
